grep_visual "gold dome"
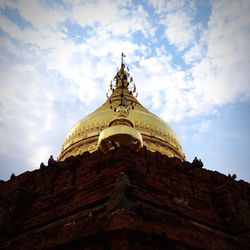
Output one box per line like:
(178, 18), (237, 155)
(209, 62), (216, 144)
(58, 57), (185, 161)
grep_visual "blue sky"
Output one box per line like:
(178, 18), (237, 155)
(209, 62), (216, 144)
(0, 0), (249, 182)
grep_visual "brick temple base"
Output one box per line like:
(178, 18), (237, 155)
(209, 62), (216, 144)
(0, 147), (249, 249)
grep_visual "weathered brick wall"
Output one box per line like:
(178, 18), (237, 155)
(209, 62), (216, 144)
(0, 147), (249, 249)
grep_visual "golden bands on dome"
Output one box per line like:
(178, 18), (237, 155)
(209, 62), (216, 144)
(60, 139), (98, 161)
(59, 134), (183, 162)
(63, 121), (171, 150)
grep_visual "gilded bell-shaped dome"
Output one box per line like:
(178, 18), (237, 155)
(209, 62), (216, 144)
(58, 56), (185, 161)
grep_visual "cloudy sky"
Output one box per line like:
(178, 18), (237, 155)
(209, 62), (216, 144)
(0, 0), (249, 182)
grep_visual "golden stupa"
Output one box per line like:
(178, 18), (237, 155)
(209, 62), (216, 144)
(58, 55), (185, 161)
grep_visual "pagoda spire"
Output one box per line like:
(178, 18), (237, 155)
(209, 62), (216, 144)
(106, 54), (138, 115)
(97, 54), (143, 153)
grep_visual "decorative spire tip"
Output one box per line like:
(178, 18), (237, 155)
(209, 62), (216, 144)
(121, 52), (126, 67)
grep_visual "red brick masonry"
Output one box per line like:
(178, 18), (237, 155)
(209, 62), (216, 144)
(0, 147), (249, 249)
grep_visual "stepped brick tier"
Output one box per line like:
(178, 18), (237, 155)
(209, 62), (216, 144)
(0, 148), (249, 249)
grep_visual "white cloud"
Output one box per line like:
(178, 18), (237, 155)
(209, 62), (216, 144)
(189, 0), (250, 106)
(162, 9), (197, 50)
(0, 0), (16, 9)
(134, 54), (203, 122)
(150, 0), (198, 51)
(148, 0), (165, 13)
(183, 43), (205, 64)
(17, 0), (66, 29)
(71, 0), (153, 37)
(71, 1), (117, 27)
(148, 0), (189, 14)
(0, 8), (66, 51)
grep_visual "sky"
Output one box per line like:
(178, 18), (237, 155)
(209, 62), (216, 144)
(0, 0), (249, 182)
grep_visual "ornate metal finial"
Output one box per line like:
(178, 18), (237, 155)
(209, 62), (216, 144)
(106, 54), (138, 117)
(121, 52), (126, 66)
